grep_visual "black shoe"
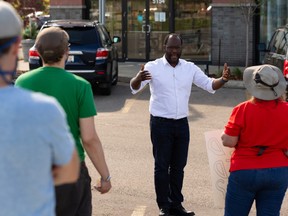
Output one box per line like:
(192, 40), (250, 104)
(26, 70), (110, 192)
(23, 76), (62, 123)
(159, 207), (170, 216)
(169, 205), (195, 216)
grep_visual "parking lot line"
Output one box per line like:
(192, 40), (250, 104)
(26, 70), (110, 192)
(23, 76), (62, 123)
(131, 205), (147, 216)
(121, 92), (142, 113)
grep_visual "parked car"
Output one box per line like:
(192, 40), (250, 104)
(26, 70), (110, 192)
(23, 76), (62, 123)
(261, 24), (288, 101)
(29, 20), (121, 95)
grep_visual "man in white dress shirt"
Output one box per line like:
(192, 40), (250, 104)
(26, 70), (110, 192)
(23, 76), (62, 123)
(130, 33), (230, 216)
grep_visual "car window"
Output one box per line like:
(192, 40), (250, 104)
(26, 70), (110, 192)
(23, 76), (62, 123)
(277, 30), (288, 55)
(97, 25), (112, 46)
(268, 31), (279, 53)
(101, 26), (113, 44)
(63, 27), (99, 45)
(268, 29), (288, 55)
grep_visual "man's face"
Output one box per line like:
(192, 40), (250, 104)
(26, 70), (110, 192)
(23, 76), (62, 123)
(0, 39), (20, 86)
(164, 36), (182, 65)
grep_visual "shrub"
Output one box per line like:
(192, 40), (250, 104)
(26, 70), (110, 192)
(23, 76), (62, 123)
(22, 22), (38, 39)
(232, 67), (243, 80)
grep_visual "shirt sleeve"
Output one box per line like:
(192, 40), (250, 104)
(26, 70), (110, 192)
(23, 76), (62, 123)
(224, 105), (244, 136)
(78, 82), (97, 118)
(48, 100), (75, 166)
(192, 64), (215, 93)
(130, 63), (152, 94)
(130, 79), (149, 94)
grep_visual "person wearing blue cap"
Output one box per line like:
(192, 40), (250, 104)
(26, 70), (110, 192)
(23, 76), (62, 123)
(0, 1), (79, 216)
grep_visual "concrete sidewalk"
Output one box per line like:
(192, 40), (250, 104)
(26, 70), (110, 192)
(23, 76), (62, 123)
(17, 60), (245, 89)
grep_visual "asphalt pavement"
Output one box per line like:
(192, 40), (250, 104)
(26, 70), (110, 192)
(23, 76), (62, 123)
(15, 58), (288, 216)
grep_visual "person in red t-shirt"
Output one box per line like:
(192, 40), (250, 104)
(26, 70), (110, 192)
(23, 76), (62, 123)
(221, 64), (288, 216)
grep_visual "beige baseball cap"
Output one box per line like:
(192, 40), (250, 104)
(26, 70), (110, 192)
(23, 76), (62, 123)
(0, 1), (22, 39)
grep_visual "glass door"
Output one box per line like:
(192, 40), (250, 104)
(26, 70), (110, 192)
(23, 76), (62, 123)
(174, 0), (211, 61)
(149, 0), (169, 60)
(126, 1), (147, 60)
(125, 0), (170, 61)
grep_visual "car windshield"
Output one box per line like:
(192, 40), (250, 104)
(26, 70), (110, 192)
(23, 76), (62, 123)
(64, 27), (99, 45)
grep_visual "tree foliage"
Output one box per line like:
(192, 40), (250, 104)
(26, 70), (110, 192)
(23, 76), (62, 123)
(5, 0), (50, 17)
(237, 0), (266, 67)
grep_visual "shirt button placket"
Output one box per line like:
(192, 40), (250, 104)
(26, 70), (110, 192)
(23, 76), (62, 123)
(173, 68), (178, 119)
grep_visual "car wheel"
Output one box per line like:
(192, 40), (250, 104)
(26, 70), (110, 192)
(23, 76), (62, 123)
(100, 83), (112, 96)
(100, 85), (111, 96)
(112, 60), (118, 86)
(99, 62), (112, 96)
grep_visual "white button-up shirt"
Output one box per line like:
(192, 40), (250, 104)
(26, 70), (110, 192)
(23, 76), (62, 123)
(130, 56), (215, 119)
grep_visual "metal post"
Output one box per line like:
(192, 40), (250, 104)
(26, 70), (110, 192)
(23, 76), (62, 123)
(218, 38), (221, 73)
(99, 0), (105, 24)
(99, 0), (102, 23)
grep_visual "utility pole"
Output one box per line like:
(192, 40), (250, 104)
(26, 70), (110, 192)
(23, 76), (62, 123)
(99, 0), (105, 24)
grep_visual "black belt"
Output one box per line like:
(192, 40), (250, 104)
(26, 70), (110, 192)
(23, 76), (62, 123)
(254, 146), (288, 157)
(254, 146), (268, 156)
(151, 115), (187, 121)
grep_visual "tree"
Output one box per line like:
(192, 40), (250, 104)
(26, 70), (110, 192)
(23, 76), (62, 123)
(237, 0), (266, 67)
(5, 0), (50, 17)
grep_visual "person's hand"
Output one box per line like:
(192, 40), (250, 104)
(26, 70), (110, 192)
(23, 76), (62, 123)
(135, 64), (151, 82)
(222, 63), (231, 81)
(94, 178), (112, 194)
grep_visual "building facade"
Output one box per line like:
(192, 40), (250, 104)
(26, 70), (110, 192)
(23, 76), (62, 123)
(49, 0), (288, 66)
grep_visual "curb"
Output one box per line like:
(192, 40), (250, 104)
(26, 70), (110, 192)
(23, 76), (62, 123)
(16, 69), (133, 84)
(223, 80), (245, 89)
(118, 76), (132, 84)
(16, 68), (245, 89)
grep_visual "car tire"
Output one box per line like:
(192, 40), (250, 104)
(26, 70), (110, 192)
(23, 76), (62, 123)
(100, 85), (111, 96)
(99, 62), (112, 96)
(112, 60), (118, 86)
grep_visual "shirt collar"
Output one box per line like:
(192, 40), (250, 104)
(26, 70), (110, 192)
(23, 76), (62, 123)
(162, 55), (182, 66)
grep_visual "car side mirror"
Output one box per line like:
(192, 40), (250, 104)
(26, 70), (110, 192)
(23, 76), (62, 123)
(257, 43), (268, 52)
(113, 36), (121, 43)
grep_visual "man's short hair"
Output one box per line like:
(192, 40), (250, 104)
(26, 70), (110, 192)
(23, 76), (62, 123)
(0, 1), (23, 55)
(164, 33), (183, 45)
(35, 27), (70, 64)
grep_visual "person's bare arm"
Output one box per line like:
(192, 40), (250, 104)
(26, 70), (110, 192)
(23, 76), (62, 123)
(130, 64), (151, 90)
(212, 63), (231, 90)
(80, 117), (111, 194)
(53, 149), (80, 186)
(221, 132), (238, 148)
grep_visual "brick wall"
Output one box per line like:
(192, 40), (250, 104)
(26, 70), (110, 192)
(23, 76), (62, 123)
(212, 0), (254, 4)
(50, 0), (86, 20)
(51, 0), (84, 5)
(211, 5), (254, 66)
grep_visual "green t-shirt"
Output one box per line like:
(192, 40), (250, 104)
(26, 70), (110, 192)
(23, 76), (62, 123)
(15, 66), (96, 161)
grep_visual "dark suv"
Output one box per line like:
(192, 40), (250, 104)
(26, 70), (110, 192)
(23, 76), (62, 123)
(29, 20), (121, 95)
(261, 24), (288, 100)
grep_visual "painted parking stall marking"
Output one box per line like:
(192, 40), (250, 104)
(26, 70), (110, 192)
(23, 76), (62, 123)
(131, 205), (147, 216)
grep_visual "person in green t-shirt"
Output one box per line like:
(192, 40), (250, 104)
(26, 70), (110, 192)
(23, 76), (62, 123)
(16, 27), (111, 216)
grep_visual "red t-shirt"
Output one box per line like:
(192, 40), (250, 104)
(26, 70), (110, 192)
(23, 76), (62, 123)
(224, 99), (288, 172)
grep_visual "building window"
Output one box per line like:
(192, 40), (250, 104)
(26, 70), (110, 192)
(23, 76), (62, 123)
(260, 0), (288, 44)
(175, 0), (212, 61)
(90, 0), (123, 58)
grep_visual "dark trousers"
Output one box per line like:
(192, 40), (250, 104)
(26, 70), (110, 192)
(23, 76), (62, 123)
(55, 162), (92, 216)
(150, 115), (190, 208)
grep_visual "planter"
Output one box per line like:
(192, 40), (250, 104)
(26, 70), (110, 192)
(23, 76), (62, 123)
(21, 39), (35, 62)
